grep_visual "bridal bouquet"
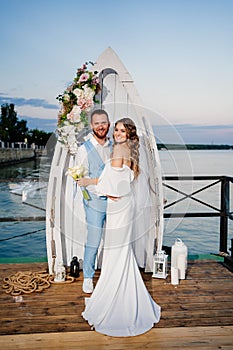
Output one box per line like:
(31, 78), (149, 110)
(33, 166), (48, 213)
(56, 62), (100, 155)
(66, 165), (91, 200)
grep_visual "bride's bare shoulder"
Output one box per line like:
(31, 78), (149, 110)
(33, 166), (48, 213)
(111, 144), (130, 167)
(113, 143), (130, 157)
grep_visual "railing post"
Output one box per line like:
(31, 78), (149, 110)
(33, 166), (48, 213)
(230, 238), (233, 258)
(220, 177), (229, 253)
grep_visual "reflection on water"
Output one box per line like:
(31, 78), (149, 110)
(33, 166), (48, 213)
(0, 159), (41, 179)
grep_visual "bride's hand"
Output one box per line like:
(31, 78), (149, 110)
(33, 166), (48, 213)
(76, 177), (97, 187)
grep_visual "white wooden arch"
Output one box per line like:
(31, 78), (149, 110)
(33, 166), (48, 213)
(46, 47), (164, 274)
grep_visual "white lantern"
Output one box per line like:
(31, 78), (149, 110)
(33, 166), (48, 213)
(152, 250), (168, 279)
(171, 238), (188, 280)
(54, 261), (66, 282)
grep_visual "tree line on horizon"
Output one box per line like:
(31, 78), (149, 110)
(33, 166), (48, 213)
(157, 143), (233, 150)
(0, 103), (52, 146)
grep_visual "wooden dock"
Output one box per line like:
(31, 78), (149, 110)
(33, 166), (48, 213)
(0, 259), (233, 349)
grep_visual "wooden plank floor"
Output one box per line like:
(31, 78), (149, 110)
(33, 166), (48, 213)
(0, 326), (233, 349)
(0, 260), (233, 349)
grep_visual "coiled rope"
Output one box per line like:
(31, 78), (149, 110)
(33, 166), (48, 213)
(2, 270), (75, 296)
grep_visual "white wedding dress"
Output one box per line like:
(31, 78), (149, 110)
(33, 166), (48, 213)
(81, 162), (161, 337)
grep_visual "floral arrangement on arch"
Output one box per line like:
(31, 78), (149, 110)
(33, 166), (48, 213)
(56, 61), (100, 154)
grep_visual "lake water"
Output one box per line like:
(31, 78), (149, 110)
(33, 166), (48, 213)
(0, 149), (232, 262)
(0, 158), (48, 262)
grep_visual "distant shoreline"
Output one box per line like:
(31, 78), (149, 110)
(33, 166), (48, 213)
(157, 144), (233, 150)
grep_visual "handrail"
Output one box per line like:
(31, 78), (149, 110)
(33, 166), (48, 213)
(1, 174), (232, 269)
(162, 175), (233, 255)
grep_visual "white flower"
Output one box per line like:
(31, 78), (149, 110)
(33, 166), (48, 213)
(67, 105), (81, 123)
(83, 86), (95, 99)
(60, 124), (74, 135)
(68, 142), (79, 155)
(57, 123), (78, 154)
(67, 133), (76, 144)
(76, 121), (85, 132)
(65, 164), (88, 179)
(56, 63), (100, 155)
(73, 88), (83, 99)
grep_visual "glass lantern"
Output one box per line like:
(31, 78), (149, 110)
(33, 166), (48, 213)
(54, 261), (66, 282)
(70, 256), (80, 278)
(152, 250), (168, 279)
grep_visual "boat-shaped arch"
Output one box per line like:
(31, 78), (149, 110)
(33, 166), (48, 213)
(45, 47), (164, 274)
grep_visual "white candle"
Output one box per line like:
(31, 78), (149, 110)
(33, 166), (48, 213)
(177, 254), (186, 279)
(22, 190), (27, 202)
(171, 267), (179, 285)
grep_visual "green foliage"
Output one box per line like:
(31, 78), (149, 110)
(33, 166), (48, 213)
(27, 128), (52, 146)
(0, 103), (51, 145)
(0, 103), (25, 142)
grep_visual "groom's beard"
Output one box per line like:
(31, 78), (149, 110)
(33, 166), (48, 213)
(93, 128), (109, 140)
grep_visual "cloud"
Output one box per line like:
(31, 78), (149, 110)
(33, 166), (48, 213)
(0, 95), (58, 109)
(19, 116), (57, 133)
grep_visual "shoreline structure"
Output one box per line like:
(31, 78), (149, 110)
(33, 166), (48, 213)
(0, 148), (43, 165)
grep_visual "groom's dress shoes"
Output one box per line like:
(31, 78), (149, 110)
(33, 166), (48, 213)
(83, 278), (94, 293)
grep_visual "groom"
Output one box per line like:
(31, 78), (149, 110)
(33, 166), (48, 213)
(76, 109), (111, 293)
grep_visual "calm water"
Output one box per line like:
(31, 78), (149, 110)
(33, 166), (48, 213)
(0, 150), (232, 261)
(0, 158), (48, 262)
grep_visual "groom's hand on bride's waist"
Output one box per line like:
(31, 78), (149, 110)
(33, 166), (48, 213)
(107, 195), (120, 201)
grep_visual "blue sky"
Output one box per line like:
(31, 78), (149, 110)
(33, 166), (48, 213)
(0, 0), (233, 144)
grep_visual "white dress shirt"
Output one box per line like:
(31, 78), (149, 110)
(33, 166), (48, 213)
(76, 133), (111, 195)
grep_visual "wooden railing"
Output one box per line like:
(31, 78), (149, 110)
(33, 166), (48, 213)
(1, 175), (233, 270)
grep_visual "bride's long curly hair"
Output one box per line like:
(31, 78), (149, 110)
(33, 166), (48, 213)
(113, 117), (140, 179)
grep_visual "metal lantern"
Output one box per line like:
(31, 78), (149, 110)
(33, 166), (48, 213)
(54, 261), (66, 282)
(152, 250), (168, 279)
(70, 256), (80, 278)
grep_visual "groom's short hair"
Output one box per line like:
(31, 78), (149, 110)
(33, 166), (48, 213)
(91, 109), (109, 123)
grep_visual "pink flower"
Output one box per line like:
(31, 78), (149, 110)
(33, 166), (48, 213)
(77, 98), (93, 111)
(92, 77), (99, 85)
(78, 73), (89, 83)
(67, 105), (82, 123)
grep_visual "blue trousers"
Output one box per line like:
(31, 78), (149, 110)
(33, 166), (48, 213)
(83, 196), (107, 278)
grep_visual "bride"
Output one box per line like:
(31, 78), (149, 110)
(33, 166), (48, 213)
(80, 117), (161, 337)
